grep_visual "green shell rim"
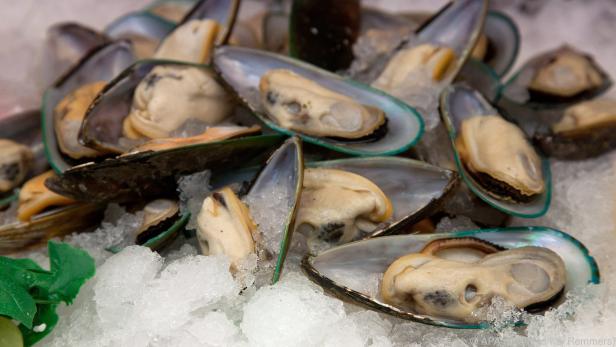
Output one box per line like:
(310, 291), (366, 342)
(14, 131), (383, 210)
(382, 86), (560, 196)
(271, 137), (304, 284)
(486, 10), (520, 78)
(439, 86), (553, 218)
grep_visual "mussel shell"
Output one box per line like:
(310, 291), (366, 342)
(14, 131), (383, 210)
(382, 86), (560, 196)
(455, 58), (501, 103)
(211, 156), (458, 244)
(439, 84), (552, 218)
(41, 22), (110, 88)
(245, 137), (304, 283)
(302, 227), (599, 328)
(42, 40), (135, 173)
(534, 126), (616, 160)
(45, 134), (284, 203)
(478, 10), (520, 77)
(305, 157), (458, 239)
(0, 204), (104, 255)
(0, 109), (48, 179)
(80, 59), (242, 154)
(409, 0), (488, 83)
(104, 11), (175, 55)
(177, 0), (241, 44)
(499, 46), (612, 109)
(213, 46), (424, 156)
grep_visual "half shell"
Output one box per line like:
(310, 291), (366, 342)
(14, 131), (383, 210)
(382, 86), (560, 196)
(440, 84), (552, 218)
(213, 46), (424, 156)
(42, 40), (135, 173)
(302, 227), (599, 328)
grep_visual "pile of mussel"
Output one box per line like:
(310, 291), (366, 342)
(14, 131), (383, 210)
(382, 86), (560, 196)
(1, 0), (608, 329)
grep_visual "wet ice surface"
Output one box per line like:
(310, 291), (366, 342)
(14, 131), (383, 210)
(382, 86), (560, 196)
(2, 0), (614, 346)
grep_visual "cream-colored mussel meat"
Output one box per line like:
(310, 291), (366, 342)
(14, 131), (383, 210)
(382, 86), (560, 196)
(528, 47), (603, 98)
(295, 168), (393, 243)
(17, 171), (76, 222)
(154, 19), (220, 64)
(0, 139), (33, 193)
(455, 115), (544, 202)
(552, 99), (616, 135)
(123, 65), (234, 140)
(380, 238), (567, 323)
(372, 43), (456, 93)
(196, 187), (258, 268)
(259, 69), (385, 139)
(54, 81), (106, 159)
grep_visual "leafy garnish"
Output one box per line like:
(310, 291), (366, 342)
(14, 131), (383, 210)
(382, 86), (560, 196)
(0, 241), (95, 346)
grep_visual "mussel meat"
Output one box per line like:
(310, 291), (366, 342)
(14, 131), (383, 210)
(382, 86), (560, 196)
(154, 19), (220, 63)
(259, 69), (386, 140)
(455, 115), (545, 202)
(381, 237), (566, 322)
(295, 168), (393, 243)
(197, 187), (258, 268)
(54, 81), (106, 159)
(0, 139), (33, 194)
(17, 171), (76, 222)
(125, 65), (233, 139)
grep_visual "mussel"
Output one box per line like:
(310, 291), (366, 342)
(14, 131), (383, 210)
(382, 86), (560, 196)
(499, 46), (612, 117)
(381, 238), (566, 323)
(197, 137), (303, 282)
(213, 46), (424, 156)
(42, 40), (135, 172)
(440, 84), (551, 218)
(107, 198), (188, 253)
(299, 157), (458, 247)
(468, 11), (520, 78)
(0, 171), (104, 254)
(366, 0), (488, 97)
(534, 99), (616, 159)
(0, 139), (33, 195)
(40, 22), (110, 88)
(302, 227), (599, 328)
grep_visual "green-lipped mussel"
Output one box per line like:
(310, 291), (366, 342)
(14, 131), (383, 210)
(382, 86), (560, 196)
(440, 84), (552, 218)
(213, 46), (424, 156)
(197, 137), (303, 283)
(302, 227), (599, 328)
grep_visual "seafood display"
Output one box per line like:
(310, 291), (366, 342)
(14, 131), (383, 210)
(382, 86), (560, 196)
(1, 0), (614, 344)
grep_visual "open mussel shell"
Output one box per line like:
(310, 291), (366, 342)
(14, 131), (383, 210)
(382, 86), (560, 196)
(0, 109), (49, 179)
(305, 157), (458, 240)
(475, 11), (520, 78)
(0, 204), (104, 255)
(104, 11), (175, 58)
(213, 46), (424, 156)
(42, 40), (135, 173)
(440, 84), (552, 218)
(244, 136), (303, 282)
(45, 134), (284, 203)
(302, 226), (599, 329)
(177, 0), (241, 44)
(80, 59), (246, 154)
(41, 22), (110, 88)
(409, 0), (488, 83)
(455, 58), (502, 103)
(498, 47), (612, 109)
